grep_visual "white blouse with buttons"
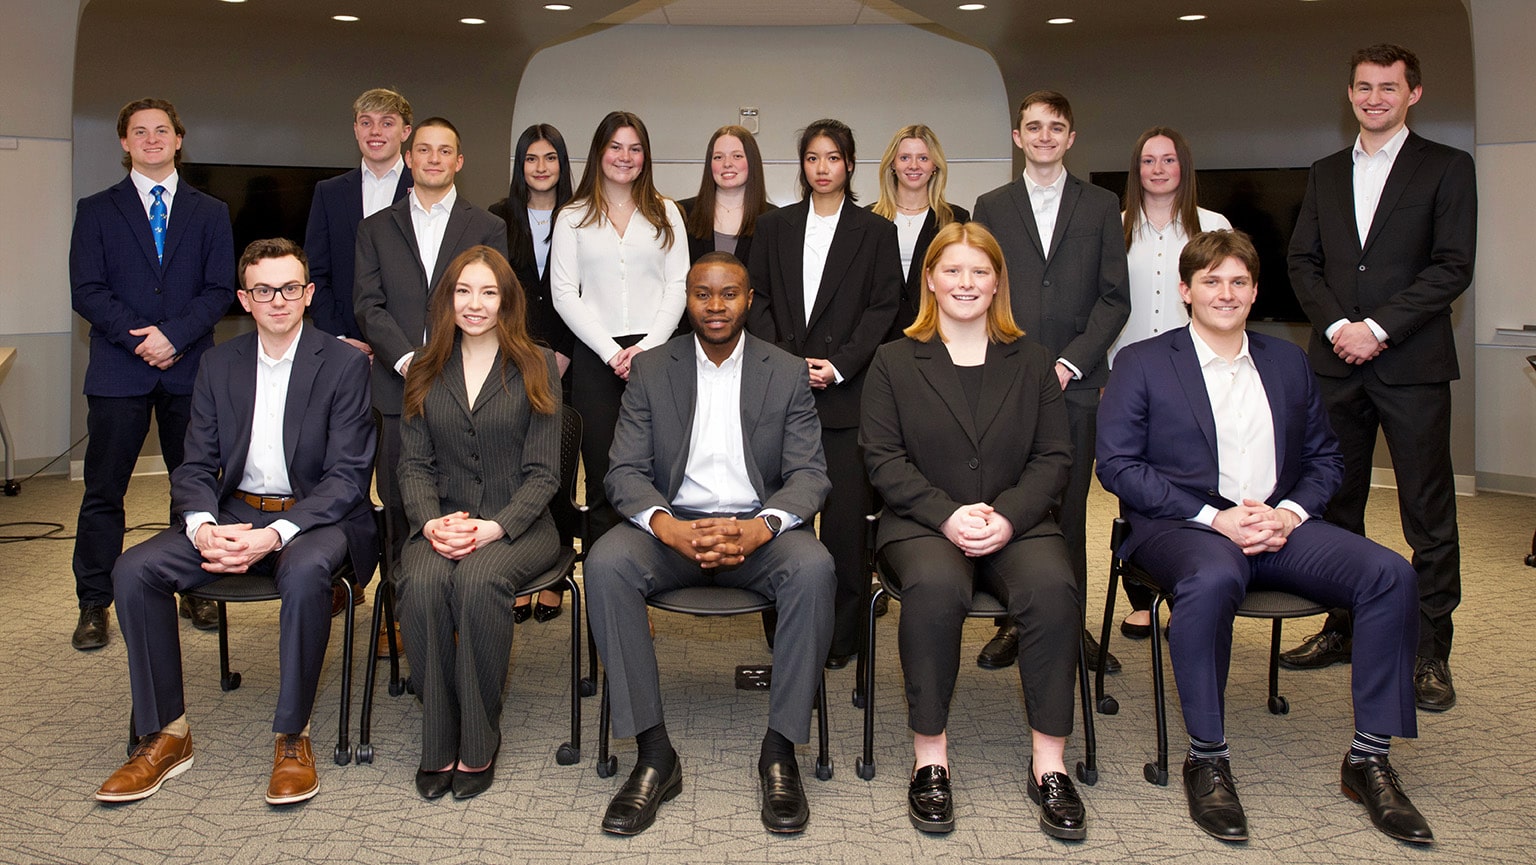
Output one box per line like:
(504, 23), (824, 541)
(1109, 206), (1232, 367)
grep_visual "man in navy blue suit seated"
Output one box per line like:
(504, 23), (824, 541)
(1096, 230), (1431, 845)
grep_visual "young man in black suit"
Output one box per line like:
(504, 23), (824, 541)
(1284, 45), (1477, 714)
(971, 91), (1130, 672)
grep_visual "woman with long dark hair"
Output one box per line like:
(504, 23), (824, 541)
(396, 245), (561, 800)
(677, 124), (774, 265)
(870, 124), (969, 333)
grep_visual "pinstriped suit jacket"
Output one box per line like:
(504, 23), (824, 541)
(397, 343), (562, 543)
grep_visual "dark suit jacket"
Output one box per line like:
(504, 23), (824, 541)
(70, 176), (235, 397)
(304, 166), (413, 340)
(860, 336), (1070, 550)
(605, 333), (830, 525)
(398, 344), (561, 542)
(972, 173), (1129, 390)
(1095, 328), (1343, 560)
(170, 326), (379, 581)
(1287, 132), (1476, 384)
(872, 203), (971, 335)
(352, 193), (507, 413)
(745, 198), (903, 428)
(487, 196), (574, 356)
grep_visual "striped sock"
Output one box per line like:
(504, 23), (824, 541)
(1349, 730), (1391, 764)
(1189, 736), (1231, 761)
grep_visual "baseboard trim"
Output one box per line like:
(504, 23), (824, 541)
(68, 455), (168, 482)
(1475, 471), (1536, 497)
(1369, 467), (1477, 497)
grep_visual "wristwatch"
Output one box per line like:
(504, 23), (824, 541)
(760, 514), (783, 537)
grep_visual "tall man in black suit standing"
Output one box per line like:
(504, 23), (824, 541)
(971, 91), (1130, 671)
(68, 97), (235, 649)
(352, 117), (507, 564)
(1283, 44), (1476, 713)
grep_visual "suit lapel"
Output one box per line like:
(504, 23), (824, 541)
(394, 169), (414, 203)
(1362, 134), (1426, 255)
(907, 208), (940, 287)
(282, 329), (322, 483)
(1324, 153), (1362, 254)
(666, 341), (698, 494)
(975, 341), (1024, 442)
(914, 340), (978, 447)
(432, 200), (476, 289)
(806, 199), (863, 331)
(341, 169), (364, 222)
(110, 179), (162, 272)
(738, 336), (770, 499)
(1005, 180), (1046, 260)
(778, 201), (810, 341)
(1168, 330), (1219, 464)
(442, 345), (474, 418)
(226, 334), (259, 490)
(390, 200), (426, 282)
(1046, 178), (1082, 263)
(159, 184), (200, 269)
(1250, 336), (1289, 475)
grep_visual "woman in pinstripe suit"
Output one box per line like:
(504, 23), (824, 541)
(396, 245), (563, 800)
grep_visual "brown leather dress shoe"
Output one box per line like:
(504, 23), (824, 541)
(96, 730), (194, 802)
(179, 595), (220, 631)
(331, 582), (365, 618)
(266, 733), (319, 805)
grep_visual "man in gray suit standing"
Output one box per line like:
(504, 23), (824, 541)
(352, 117), (506, 563)
(971, 90), (1130, 672)
(585, 252), (834, 837)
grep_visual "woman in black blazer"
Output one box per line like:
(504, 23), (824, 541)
(676, 124), (774, 266)
(870, 124), (970, 334)
(860, 223), (1086, 839)
(747, 118), (902, 667)
(396, 246), (562, 800)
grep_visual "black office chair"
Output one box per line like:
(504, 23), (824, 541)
(593, 585), (834, 782)
(1095, 517), (1328, 785)
(854, 514), (1099, 784)
(357, 404), (588, 766)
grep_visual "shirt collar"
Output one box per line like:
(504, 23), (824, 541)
(131, 169), (179, 198)
(410, 185), (457, 215)
(363, 156), (404, 182)
(1188, 324), (1251, 368)
(259, 323), (304, 366)
(694, 331), (747, 372)
(808, 199), (843, 226)
(1352, 125), (1410, 163)
(1024, 168), (1068, 196)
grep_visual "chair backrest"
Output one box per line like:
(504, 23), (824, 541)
(551, 404), (587, 548)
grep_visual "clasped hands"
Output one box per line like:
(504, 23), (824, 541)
(1331, 321), (1384, 365)
(941, 503), (1014, 557)
(1212, 499), (1300, 556)
(609, 345), (643, 381)
(130, 325), (178, 369)
(193, 523), (282, 573)
(423, 511), (505, 560)
(805, 358), (836, 389)
(651, 512), (772, 569)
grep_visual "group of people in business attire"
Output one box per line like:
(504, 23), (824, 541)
(76, 39), (1473, 849)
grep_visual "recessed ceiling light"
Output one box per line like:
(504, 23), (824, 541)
(957, 3), (987, 10)
(219, 0), (246, 4)
(332, 14), (359, 22)
(1178, 14), (1207, 21)
(460, 17), (486, 24)
(1046, 17), (1074, 25)
(544, 3), (572, 9)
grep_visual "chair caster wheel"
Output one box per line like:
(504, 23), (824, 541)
(596, 756), (617, 778)
(556, 743), (580, 765)
(579, 678), (597, 698)
(388, 679), (405, 697)
(1268, 695), (1289, 715)
(356, 744), (374, 763)
(855, 758), (875, 781)
(403, 676), (416, 695)
(815, 759), (833, 781)
(1076, 761), (1098, 785)
(1144, 762), (1168, 786)
(1097, 696), (1119, 715)
(851, 689), (866, 709)
(333, 744), (351, 766)
(221, 672), (241, 691)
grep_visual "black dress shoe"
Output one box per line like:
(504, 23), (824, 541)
(873, 592), (890, 618)
(1341, 754), (1433, 844)
(976, 623), (1019, 669)
(415, 768), (453, 800)
(72, 606), (109, 651)
(179, 595), (219, 631)
(1413, 657), (1456, 711)
(1278, 629), (1351, 669)
(1083, 629), (1121, 674)
(759, 759), (810, 833)
(824, 653), (854, 670)
(908, 764), (954, 833)
(533, 599), (563, 622)
(1026, 762), (1087, 840)
(1182, 756), (1248, 841)
(1120, 618), (1152, 640)
(512, 604), (533, 624)
(452, 753), (497, 800)
(602, 758), (682, 835)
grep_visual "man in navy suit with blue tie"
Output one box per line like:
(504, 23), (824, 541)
(1097, 230), (1431, 845)
(303, 87), (414, 355)
(69, 98), (235, 650)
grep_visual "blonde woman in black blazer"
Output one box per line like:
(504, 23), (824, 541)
(860, 222), (1085, 839)
(396, 246), (562, 801)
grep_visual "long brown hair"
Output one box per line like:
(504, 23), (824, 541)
(402, 246), (557, 419)
(684, 125), (770, 240)
(905, 222), (1024, 345)
(1122, 127), (1202, 251)
(570, 110), (675, 249)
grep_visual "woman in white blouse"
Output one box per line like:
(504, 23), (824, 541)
(870, 124), (970, 334)
(1110, 126), (1231, 638)
(551, 111), (689, 537)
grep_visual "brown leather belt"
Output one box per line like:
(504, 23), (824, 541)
(234, 490), (297, 513)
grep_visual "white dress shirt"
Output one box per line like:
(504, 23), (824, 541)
(1026, 169), (1067, 254)
(361, 156), (404, 219)
(1324, 125), (1411, 345)
(550, 198), (690, 363)
(632, 336), (800, 536)
(1110, 207), (1233, 367)
(185, 326), (304, 547)
(130, 169), (178, 220)
(1186, 326), (1308, 528)
(392, 186), (458, 375)
(802, 204), (842, 324)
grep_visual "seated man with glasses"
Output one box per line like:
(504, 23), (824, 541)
(96, 238), (378, 806)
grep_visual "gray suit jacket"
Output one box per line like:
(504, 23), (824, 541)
(397, 344), (561, 543)
(352, 193), (507, 413)
(972, 172), (1129, 390)
(605, 333), (829, 524)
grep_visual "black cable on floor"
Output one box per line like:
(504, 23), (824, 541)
(0, 521), (170, 544)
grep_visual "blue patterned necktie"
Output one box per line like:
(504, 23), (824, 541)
(149, 185), (167, 263)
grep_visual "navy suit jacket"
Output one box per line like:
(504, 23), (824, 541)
(1096, 328), (1343, 560)
(303, 166), (413, 340)
(70, 176), (235, 397)
(171, 325), (379, 582)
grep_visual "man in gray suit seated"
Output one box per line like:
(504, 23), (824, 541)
(585, 252), (835, 837)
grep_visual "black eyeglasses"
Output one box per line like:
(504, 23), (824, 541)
(243, 283), (306, 303)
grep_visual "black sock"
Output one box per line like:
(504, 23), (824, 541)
(635, 723), (676, 775)
(759, 728), (797, 773)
